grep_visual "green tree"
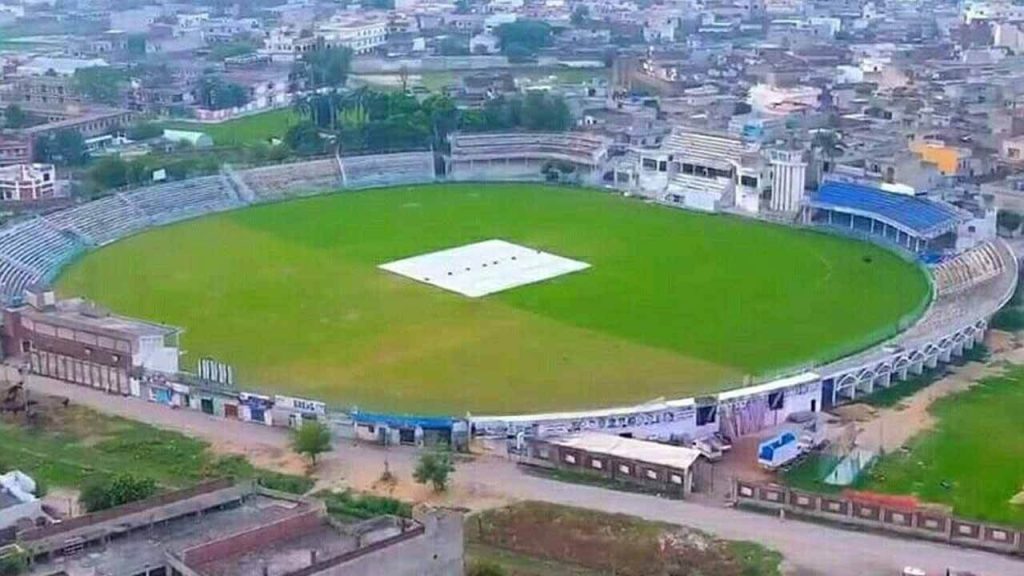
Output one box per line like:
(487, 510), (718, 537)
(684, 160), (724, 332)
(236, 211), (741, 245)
(291, 419), (332, 465)
(571, 5), (589, 26)
(496, 20), (552, 57)
(998, 210), (1023, 233)
(80, 473), (157, 512)
(195, 75), (250, 110)
(0, 547), (27, 576)
(438, 35), (470, 56)
(521, 91), (571, 131)
(4, 104), (27, 129)
(74, 67), (125, 105)
(298, 47), (353, 89)
(127, 122), (163, 141)
(36, 129), (89, 166)
(413, 447), (455, 492)
(89, 156), (130, 191)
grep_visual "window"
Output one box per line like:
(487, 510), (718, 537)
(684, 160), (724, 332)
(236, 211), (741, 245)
(591, 459), (603, 470)
(618, 464), (631, 475)
(696, 404), (717, 426)
(21, 340), (31, 353)
(767, 390), (784, 411)
(670, 474), (683, 485)
(645, 469), (658, 480)
(112, 354), (120, 363)
(741, 175), (758, 187)
(564, 453), (576, 464)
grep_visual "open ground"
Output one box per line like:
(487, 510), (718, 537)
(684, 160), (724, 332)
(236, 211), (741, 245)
(58, 183), (930, 414)
(777, 332), (1024, 529)
(160, 107), (301, 146)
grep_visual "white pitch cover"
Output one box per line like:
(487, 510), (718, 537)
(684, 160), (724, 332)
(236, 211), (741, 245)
(379, 239), (590, 297)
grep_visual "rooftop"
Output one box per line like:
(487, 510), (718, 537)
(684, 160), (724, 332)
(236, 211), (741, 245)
(808, 180), (964, 239)
(547, 432), (703, 471)
(17, 297), (180, 340)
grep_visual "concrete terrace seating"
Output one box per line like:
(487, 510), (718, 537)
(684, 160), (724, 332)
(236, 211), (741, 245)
(824, 239), (1015, 379)
(0, 262), (34, 303)
(122, 175), (240, 226)
(340, 152), (435, 189)
(932, 242), (1004, 296)
(238, 159), (342, 201)
(0, 219), (81, 271)
(449, 132), (611, 167)
(0, 219), (85, 302)
(44, 195), (148, 246)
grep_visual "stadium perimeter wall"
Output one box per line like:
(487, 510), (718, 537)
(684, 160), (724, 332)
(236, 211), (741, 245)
(0, 153), (1016, 444)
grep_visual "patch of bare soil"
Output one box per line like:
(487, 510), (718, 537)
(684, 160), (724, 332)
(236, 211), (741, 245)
(468, 501), (777, 576)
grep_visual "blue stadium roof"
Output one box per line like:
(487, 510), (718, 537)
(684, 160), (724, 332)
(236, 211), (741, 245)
(807, 181), (963, 239)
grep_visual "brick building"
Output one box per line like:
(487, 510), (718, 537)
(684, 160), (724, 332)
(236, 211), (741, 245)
(17, 480), (464, 576)
(2, 286), (181, 396)
(522, 432), (705, 497)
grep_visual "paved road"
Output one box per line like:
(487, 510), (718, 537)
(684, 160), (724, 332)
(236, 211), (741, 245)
(20, 373), (1024, 576)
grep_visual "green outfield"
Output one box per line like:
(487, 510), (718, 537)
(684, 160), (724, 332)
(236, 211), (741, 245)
(57, 184), (930, 414)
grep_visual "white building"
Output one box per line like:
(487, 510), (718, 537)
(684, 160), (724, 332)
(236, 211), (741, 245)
(260, 26), (320, 62)
(768, 148), (807, 213)
(319, 16), (388, 54)
(0, 163), (56, 202)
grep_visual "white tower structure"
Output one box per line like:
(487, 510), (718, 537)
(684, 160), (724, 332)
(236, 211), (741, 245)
(769, 148), (807, 213)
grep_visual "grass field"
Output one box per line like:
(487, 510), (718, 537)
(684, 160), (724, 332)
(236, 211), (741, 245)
(0, 399), (311, 495)
(856, 367), (1024, 526)
(57, 184), (929, 414)
(161, 108), (301, 146)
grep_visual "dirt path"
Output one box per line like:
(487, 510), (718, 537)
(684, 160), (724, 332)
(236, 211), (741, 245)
(856, 338), (1024, 454)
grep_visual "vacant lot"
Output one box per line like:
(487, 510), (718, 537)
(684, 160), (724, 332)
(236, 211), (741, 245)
(466, 501), (782, 576)
(161, 108), (300, 146)
(857, 367), (1024, 526)
(0, 387), (310, 494)
(59, 183), (928, 414)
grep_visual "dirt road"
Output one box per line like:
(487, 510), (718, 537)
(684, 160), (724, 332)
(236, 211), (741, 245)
(18, 370), (1024, 576)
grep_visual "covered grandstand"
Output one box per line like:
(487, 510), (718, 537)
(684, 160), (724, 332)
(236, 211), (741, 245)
(805, 181), (965, 253)
(446, 132), (610, 184)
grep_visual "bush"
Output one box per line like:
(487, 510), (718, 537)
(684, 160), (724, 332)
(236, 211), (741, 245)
(257, 472), (315, 495)
(992, 307), (1024, 331)
(319, 489), (412, 520)
(79, 473), (157, 512)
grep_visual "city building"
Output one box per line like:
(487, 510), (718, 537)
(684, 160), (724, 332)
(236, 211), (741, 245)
(319, 16), (389, 54)
(0, 164), (56, 202)
(3, 285), (182, 396)
(19, 480), (464, 576)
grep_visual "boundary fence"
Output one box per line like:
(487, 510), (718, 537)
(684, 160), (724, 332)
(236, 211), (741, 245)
(734, 480), (1024, 556)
